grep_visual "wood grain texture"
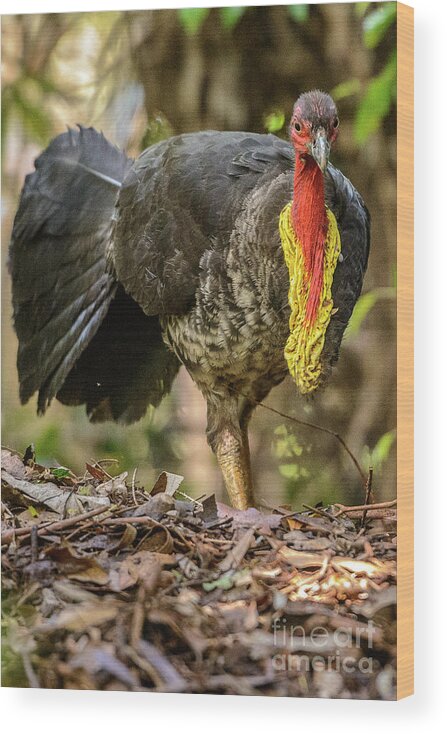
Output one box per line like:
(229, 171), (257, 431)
(397, 1), (414, 701)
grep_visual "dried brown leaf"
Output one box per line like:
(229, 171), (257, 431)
(38, 601), (120, 632)
(94, 472), (128, 498)
(108, 550), (162, 592)
(47, 545), (109, 586)
(1, 449), (28, 480)
(137, 524), (173, 553)
(150, 471), (184, 496)
(217, 503), (282, 530)
(219, 527), (255, 572)
(2, 469), (110, 516)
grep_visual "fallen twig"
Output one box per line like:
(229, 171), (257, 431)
(334, 499), (397, 518)
(302, 503), (337, 521)
(101, 516), (163, 527)
(1, 505), (111, 545)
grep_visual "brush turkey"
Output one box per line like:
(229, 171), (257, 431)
(9, 90), (370, 509)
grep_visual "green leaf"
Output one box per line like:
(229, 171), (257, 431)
(220, 6), (245, 29)
(354, 50), (396, 144)
(346, 291), (380, 338)
(141, 113), (173, 149)
(178, 7), (210, 35)
(331, 78), (361, 102)
(8, 84), (51, 146)
(264, 110), (285, 133)
(279, 463), (300, 480)
(363, 430), (396, 473)
(391, 263), (397, 289)
(363, 2), (397, 49)
(346, 286), (395, 339)
(355, 2), (371, 18)
(27, 505), (39, 518)
(50, 467), (71, 479)
(288, 5), (309, 23)
(372, 430), (396, 467)
(273, 426), (304, 460)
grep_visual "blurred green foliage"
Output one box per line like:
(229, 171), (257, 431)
(271, 424), (352, 508)
(2, 4), (398, 155)
(141, 113), (174, 149)
(2, 80), (51, 147)
(331, 79), (362, 102)
(176, 3), (397, 148)
(346, 286), (395, 340)
(354, 2), (397, 143)
(220, 6), (246, 30)
(177, 4), (309, 34)
(354, 49), (397, 144)
(287, 5), (310, 23)
(363, 2), (397, 48)
(362, 429), (396, 475)
(178, 7), (210, 35)
(264, 110), (286, 134)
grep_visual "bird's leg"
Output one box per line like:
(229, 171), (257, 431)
(215, 428), (255, 510)
(206, 396), (254, 510)
(238, 383), (273, 499)
(239, 400), (256, 493)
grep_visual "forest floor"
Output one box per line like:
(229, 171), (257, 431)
(1, 447), (397, 699)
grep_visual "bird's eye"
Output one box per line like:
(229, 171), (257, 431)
(333, 117), (339, 129)
(294, 121), (302, 133)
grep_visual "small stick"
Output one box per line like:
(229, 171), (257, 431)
(361, 467), (374, 528)
(174, 489), (204, 508)
(1, 505), (110, 545)
(131, 467), (138, 506)
(65, 501), (140, 537)
(335, 509), (395, 520)
(334, 499), (397, 518)
(30, 525), (39, 564)
(101, 516), (161, 527)
(302, 503), (337, 521)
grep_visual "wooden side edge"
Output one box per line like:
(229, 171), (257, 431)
(396, 1), (414, 701)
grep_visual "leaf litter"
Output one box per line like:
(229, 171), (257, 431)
(1, 447), (397, 698)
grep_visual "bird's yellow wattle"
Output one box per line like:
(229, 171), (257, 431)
(279, 201), (341, 394)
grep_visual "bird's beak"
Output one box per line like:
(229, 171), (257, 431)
(311, 129), (330, 172)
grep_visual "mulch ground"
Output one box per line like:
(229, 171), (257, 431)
(1, 447), (397, 699)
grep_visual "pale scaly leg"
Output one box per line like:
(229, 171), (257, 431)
(238, 385), (272, 501)
(207, 395), (254, 510)
(215, 427), (255, 510)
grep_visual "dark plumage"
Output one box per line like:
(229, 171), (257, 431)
(9, 91), (370, 508)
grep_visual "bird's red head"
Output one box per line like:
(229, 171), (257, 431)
(290, 90), (339, 172)
(288, 91), (340, 327)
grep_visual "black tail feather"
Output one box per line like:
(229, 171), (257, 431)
(9, 127), (134, 412)
(57, 286), (180, 424)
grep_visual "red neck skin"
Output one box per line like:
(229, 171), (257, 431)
(291, 153), (328, 326)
